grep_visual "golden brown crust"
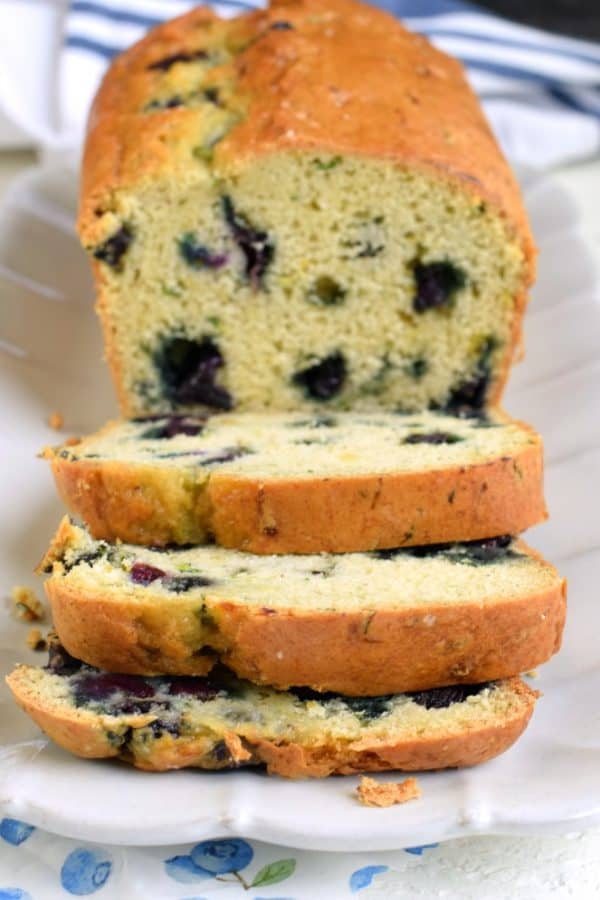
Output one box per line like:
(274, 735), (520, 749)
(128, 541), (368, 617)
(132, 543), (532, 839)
(7, 669), (538, 777)
(209, 441), (546, 554)
(7, 672), (121, 759)
(79, 0), (535, 263)
(44, 452), (211, 547)
(45, 425), (547, 554)
(44, 538), (566, 695)
(46, 578), (217, 679)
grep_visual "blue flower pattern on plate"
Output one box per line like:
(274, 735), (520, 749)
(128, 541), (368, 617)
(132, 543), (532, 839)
(0, 821), (35, 847)
(164, 840), (299, 892)
(0, 828), (443, 895)
(165, 838), (254, 883)
(60, 848), (112, 895)
(349, 864), (389, 892)
(404, 842), (439, 855)
(164, 855), (213, 883)
(190, 838), (254, 874)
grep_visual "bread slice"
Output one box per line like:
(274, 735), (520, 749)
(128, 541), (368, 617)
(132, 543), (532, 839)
(44, 409), (546, 554)
(79, 0), (535, 419)
(7, 644), (539, 777)
(40, 519), (565, 695)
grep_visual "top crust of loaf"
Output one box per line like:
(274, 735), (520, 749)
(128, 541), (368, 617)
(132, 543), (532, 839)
(78, 0), (535, 280)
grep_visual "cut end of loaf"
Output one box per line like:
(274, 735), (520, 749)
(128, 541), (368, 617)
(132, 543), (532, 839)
(78, 0), (534, 418)
(88, 155), (528, 417)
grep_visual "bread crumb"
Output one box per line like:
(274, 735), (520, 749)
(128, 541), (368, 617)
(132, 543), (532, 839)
(525, 669), (539, 679)
(47, 411), (64, 430)
(10, 586), (45, 622)
(26, 628), (48, 652)
(356, 776), (421, 808)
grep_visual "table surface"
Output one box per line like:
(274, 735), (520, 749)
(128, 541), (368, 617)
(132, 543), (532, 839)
(1, 148), (599, 900)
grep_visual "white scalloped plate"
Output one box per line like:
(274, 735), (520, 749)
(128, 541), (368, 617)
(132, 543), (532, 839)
(0, 164), (599, 850)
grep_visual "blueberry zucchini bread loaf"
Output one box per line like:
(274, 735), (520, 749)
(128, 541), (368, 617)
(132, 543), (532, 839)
(40, 519), (565, 695)
(80, 0), (535, 418)
(45, 410), (545, 553)
(7, 643), (539, 777)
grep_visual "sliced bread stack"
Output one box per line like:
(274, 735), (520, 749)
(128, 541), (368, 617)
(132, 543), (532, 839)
(8, 0), (566, 780)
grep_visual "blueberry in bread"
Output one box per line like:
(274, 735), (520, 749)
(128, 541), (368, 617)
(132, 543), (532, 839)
(44, 409), (546, 554)
(7, 644), (539, 777)
(79, 0), (535, 418)
(39, 519), (565, 695)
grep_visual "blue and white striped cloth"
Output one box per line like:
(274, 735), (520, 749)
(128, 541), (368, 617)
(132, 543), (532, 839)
(3, 0), (600, 167)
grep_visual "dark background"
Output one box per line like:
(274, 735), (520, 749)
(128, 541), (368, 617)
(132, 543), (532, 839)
(478, 0), (600, 40)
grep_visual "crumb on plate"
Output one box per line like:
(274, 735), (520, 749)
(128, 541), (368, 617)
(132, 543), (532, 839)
(27, 628), (48, 652)
(47, 411), (64, 430)
(356, 776), (421, 807)
(10, 586), (46, 622)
